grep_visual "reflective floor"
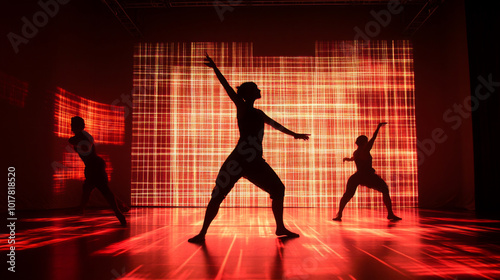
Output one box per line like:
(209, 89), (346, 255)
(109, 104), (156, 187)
(3, 208), (500, 280)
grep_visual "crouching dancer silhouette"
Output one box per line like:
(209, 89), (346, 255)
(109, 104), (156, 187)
(188, 54), (310, 243)
(69, 116), (127, 226)
(333, 122), (401, 221)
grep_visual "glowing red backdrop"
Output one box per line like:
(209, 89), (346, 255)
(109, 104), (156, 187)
(131, 41), (417, 207)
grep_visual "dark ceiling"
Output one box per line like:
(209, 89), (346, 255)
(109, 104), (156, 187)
(100, 0), (445, 37)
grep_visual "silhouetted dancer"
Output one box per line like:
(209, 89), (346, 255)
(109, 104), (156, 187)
(69, 116), (127, 226)
(188, 54), (310, 243)
(333, 122), (401, 221)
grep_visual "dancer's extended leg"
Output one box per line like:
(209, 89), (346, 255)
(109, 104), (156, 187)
(188, 195), (225, 243)
(189, 157), (240, 243)
(382, 190), (401, 221)
(272, 198), (299, 238)
(98, 182), (127, 226)
(333, 175), (359, 221)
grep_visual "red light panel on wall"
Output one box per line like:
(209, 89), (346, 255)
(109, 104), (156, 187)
(54, 87), (125, 145)
(131, 41), (417, 207)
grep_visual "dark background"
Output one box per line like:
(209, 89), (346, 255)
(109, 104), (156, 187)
(0, 0), (498, 215)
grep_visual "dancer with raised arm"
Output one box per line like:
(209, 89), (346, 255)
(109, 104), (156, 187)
(69, 116), (127, 226)
(333, 122), (401, 221)
(188, 54), (310, 243)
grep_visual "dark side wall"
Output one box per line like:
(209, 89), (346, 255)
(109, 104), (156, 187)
(0, 0), (134, 209)
(412, 0), (475, 210)
(0, 0), (474, 210)
(465, 1), (500, 217)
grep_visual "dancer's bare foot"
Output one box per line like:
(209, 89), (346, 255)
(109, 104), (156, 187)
(188, 234), (206, 243)
(276, 228), (300, 238)
(387, 214), (402, 221)
(332, 215), (342, 221)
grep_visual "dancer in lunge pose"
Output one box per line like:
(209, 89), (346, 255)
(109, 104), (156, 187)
(69, 116), (127, 226)
(188, 54), (310, 243)
(333, 122), (401, 221)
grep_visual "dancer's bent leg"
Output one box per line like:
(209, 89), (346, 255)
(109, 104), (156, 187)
(244, 158), (299, 238)
(189, 157), (241, 243)
(371, 175), (401, 221)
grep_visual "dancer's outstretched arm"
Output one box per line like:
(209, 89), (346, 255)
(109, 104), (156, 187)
(262, 113), (310, 140)
(343, 156), (354, 162)
(367, 122), (387, 150)
(204, 54), (244, 107)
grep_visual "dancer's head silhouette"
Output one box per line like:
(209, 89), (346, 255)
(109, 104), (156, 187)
(237, 82), (261, 102)
(71, 116), (85, 133)
(355, 135), (368, 147)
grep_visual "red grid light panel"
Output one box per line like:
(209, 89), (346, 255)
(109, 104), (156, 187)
(132, 41), (418, 208)
(54, 87), (125, 145)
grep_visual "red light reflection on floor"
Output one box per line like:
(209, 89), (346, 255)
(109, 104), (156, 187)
(4, 209), (500, 280)
(1, 215), (120, 250)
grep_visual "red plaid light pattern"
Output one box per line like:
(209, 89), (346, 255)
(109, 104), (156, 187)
(132, 41), (417, 207)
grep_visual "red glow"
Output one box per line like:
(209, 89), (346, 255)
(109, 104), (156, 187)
(4, 209), (500, 280)
(132, 41), (417, 207)
(54, 87), (125, 145)
(0, 71), (28, 108)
